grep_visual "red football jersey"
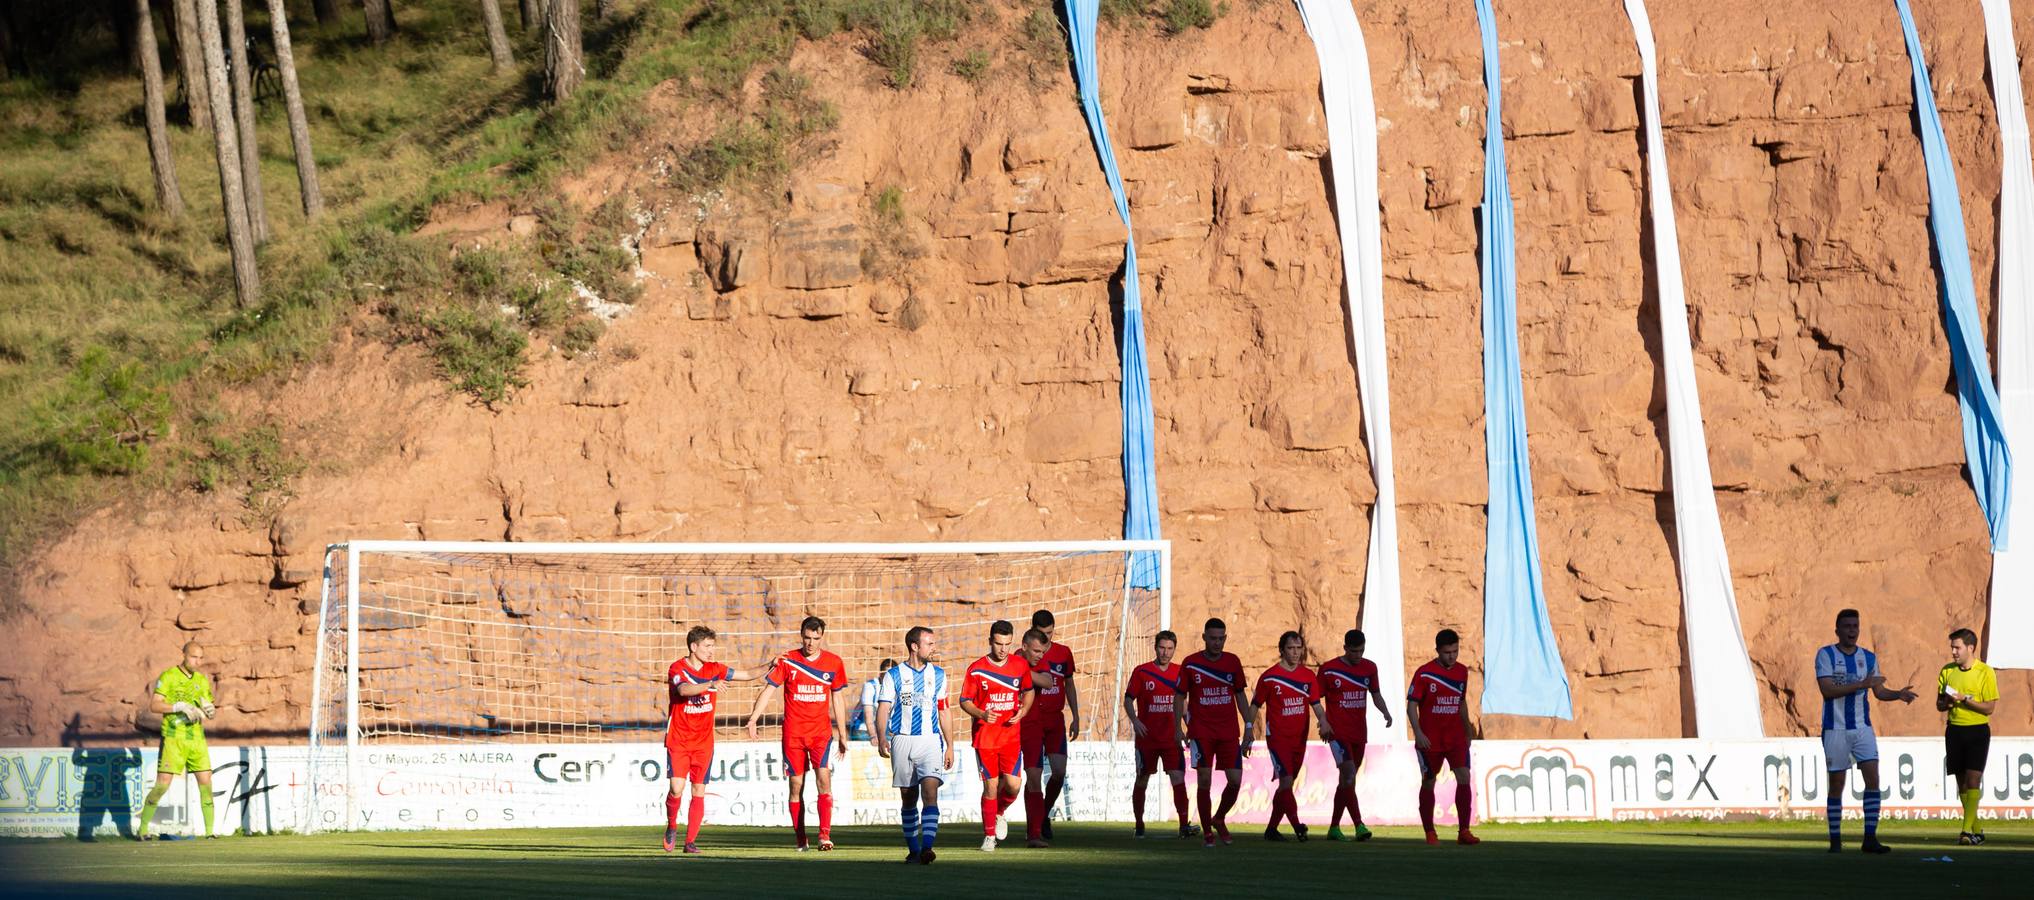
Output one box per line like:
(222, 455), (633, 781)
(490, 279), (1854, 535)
(1030, 641), (1077, 716)
(766, 649), (848, 742)
(666, 657), (729, 748)
(1251, 664), (1320, 742)
(1178, 651), (1247, 740)
(1317, 655), (1379, 738)
(1408, 660), (1469, 745)
(963, 653), (1033, 749)
(1123, 661), (1183, 740)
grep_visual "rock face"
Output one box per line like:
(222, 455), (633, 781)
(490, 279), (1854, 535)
(5, 0), (2033, 744)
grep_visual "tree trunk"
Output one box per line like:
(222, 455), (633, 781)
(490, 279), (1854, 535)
(361, 0), (391, 44)
(312, 0), (340, 26)
(541, 0), (579, 104)
(517, 0), (540, 33)
(479, 0), (511, 75)
(135, 0), (185, 218)
(171, 0), (210, 128)
(195, 0), (261, 307)
(266, 0), (321, 219)
(380, 0), (397, 35)
(224, 0), (270, 244)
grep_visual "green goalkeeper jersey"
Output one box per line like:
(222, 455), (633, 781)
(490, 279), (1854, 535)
(155, 666), (214, 741)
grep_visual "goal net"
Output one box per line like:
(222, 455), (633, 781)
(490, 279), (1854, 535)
(300, 540), (1169, 833)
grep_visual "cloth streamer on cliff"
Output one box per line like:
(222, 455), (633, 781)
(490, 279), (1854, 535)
(1893, 0), (2013, 551)
(1472, 0), (1571, 719)
(1623, 0), (1762, 738)
(1065, 0), (1162, 587)
(1292, 0), (1405, 735)
(1981, 0), (2034, 669)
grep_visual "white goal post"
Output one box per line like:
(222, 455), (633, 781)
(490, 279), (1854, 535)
(304, 540), (1170, 833)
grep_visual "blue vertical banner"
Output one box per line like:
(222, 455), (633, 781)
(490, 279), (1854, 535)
(1065, 0), (1162, 586)
(1894, 0), (2013, 550)
(1473, 0), (1571, 719)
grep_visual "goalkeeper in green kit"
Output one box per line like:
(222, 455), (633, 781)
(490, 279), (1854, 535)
(137, 641), (221, 839)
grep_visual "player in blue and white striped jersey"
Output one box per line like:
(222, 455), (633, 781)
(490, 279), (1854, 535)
(1815, 608), (1917, 855)
(875, 626), (955, 864)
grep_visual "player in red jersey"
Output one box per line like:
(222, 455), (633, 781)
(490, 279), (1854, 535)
(664, 625), (767, 854)
(1177, 617), (1253, 848)
(959, 620), (1034, 852)
(744, 615), (851, 852)
(1408, 628), (1478, 846)
(1121, 630), (1197, 839)
(1317, 628), (1392, 841)
(1251, 631), (1329, 842)
(1020, 610), (1080, 844)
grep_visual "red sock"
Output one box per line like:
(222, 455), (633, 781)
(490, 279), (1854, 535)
(1216, 780), (1240, 821)
(817, 793), (833, 836)
(665, 794), (680, 828)
(1171, 782), (1190, 827)
(1419, 782), (1436, 832)
(1196, 782), (1213, 831)
(997, 789), (1018, 816)
(1131, 783), (1146, 826)
(1282, 786), (1303, 828)
(1455, 782), (1473, 830)
(1026, 792), (1045, 840)
(1343, 783), (1362, 825)
(789, 800), (805, 843)
(982, 795), (1000, 836)
(1330, 783), (1347, 827)
(685, 794), (706, 844)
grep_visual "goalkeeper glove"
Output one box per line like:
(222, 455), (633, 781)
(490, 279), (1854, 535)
(172, 701), (201, 720)
(201, 701), (217, 719)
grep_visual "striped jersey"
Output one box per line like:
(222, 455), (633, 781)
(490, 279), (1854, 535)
(1251, 663), (1321, 742)
(1408, 660), (1469, 745)
(1317, 655), (1379, 739)
(1815, 644), (1878, 730)
(878, 661), (949, 737)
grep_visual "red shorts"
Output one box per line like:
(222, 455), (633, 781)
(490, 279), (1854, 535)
(666, 742), (713, 784)
(1417, 740), (1470, 775)
(975, 742), (1022, 780)
(782, 734), (835, 776)
(1188, 736), (1240, 771)
(1135, 737), (1185, 774)
(1329, 737), (1367, 768)
(1022, 715), (1068, 768)
(1267, 740), (1307, 780)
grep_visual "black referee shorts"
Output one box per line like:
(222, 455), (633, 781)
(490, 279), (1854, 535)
(1944, 723), (1991, 775)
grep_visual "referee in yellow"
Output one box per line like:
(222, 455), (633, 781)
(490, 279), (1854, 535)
(1935, 627), (1998, 846)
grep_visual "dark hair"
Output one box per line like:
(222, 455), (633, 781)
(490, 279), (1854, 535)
(990, 619), (1014, 637)
(1022, 627), (1050, 646)
(801, 615), (826, 634)
(1435, 628), (1460, 649)
(1155, 630), (1177, 646)
(686, 625), (716, 648)
(906, 626), (933, 650)
(1031, 609), (1056, 628)
(1204, 617), (1227, 632)
(877, 657), (897, 673)
(1836, 608), (1860, 625)
(1949, 628), (1979, 647)
(1344, 628), (1365, 648)
(1278, 630), (1303, 650)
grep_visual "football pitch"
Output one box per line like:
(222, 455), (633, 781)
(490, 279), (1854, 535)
(2, 821), (2027, 897)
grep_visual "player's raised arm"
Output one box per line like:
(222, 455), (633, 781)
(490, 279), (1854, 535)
(745, 659), (785, 739)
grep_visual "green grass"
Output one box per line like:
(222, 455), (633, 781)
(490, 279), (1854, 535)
(0, 821), (2026, 897)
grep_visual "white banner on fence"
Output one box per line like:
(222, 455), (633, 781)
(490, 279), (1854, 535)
(4, 738), (2029, 837)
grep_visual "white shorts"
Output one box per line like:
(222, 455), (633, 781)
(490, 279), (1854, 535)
(1821, 728), (1879, 771)
(890, 734), (947, 788)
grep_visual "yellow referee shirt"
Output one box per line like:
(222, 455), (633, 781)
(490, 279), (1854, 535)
(1937, 660), (1999, 727)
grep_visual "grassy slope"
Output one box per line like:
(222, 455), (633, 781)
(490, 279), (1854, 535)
(0, 821), (2026, 897)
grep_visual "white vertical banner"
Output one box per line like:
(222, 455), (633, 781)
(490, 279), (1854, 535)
(1623, 0), (1763, 737)
(1983, 0), (2034, 669)
(1293, 0), (1405, 736)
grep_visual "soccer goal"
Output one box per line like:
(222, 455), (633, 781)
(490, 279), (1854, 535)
(300, 540), (1169, 833)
